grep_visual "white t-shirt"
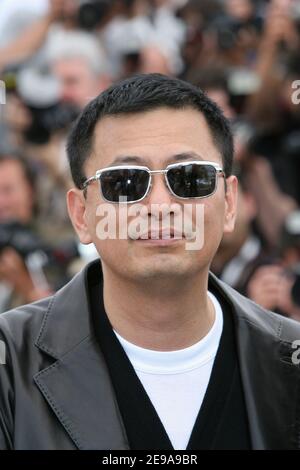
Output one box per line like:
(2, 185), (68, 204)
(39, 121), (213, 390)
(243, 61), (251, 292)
(113, 291), (223, 450)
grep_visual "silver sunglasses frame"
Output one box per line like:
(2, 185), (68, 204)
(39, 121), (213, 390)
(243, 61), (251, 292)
(82, 160), (225, 203)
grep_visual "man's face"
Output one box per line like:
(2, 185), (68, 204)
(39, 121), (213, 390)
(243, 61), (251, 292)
(52, 58), (103, 109)
(0, 160), (34, 224)
(68, 107), (237, 282)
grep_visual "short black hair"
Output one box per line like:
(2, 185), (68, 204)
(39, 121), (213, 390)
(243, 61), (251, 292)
(67, 73), (234, 189)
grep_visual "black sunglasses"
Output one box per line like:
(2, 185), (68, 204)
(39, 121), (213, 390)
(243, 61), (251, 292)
(82, 161), (225, 203)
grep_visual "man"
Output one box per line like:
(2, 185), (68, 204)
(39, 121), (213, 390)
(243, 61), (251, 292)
(0, 151), (52, 312)
(48, 30), (111, 110)
(0, 74), (300, 450)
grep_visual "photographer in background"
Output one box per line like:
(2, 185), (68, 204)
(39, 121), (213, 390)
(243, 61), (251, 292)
(0, 0), (113, 73)
(0, 151), (53, 312)
(246, 211), (300, 321)
(0, 0), (65, 73)
(244, 1), (300, 204)
(48, 30), (111, 109)
(212, 183), (300, 321)
(211, 179), (267, 294)
(1, 30), (110, 244)
(0, 69), (78, 246)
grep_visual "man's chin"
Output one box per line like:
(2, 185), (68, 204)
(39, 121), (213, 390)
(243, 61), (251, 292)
(131, 257), (193, 281)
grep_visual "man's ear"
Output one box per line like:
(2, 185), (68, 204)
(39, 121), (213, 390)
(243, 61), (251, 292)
(67, 188), (93, 244)
(223, 175), (238, 234)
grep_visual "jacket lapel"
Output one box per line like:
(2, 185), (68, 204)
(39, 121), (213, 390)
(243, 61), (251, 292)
(210, 274), (300, 449)
(33, 263), (129, 450)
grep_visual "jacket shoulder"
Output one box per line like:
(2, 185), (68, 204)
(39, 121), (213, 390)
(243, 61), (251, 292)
(217, 277), (300, 344)
(0, 296), (53, 349)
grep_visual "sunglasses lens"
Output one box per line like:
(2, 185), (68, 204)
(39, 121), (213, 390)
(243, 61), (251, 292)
(100, 168), (150, 202)
(167, 163), (217, 198)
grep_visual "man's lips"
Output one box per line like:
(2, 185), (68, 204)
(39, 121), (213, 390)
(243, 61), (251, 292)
(134, 228), (185, 241)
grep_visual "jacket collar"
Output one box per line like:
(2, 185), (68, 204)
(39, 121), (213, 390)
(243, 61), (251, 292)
(34, 260), (300, 449)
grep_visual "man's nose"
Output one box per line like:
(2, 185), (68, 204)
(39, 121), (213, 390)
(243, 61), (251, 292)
(146, 173), (174, 206)
(143, 173), (183, 225)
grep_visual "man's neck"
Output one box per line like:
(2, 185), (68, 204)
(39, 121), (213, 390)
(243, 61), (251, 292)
(102, 267), (215, 352)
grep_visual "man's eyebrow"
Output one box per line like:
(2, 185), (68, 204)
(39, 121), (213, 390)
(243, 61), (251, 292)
(166, 152), (205, 164)
(110, 155), (147, 165)
(110, 152), (205, 166)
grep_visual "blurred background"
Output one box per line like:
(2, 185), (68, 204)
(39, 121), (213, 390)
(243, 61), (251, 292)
(0, 0), (300, 320)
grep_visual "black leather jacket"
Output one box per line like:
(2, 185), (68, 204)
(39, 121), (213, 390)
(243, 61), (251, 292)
(0, 260), (300, 450)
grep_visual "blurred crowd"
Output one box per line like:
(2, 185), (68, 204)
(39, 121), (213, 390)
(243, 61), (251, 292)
(0, 0), (300, 319)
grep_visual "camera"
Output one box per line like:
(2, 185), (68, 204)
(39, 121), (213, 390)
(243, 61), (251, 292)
(210, 14), (263, 51)
(0, 221), (46, 259)
(0, 221), (80, 290)
(77, 0), (111, 31)
(16, 66), (80, 144)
